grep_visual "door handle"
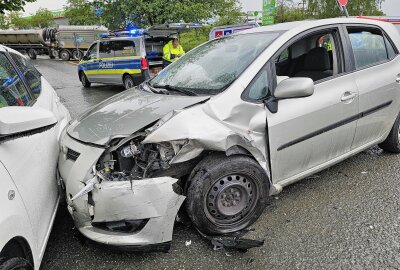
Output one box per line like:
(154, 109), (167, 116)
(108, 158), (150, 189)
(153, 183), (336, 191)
(341, 91), (357, 102)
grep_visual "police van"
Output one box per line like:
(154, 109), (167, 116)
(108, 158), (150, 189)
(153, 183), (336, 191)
(78, 24), (203, 89)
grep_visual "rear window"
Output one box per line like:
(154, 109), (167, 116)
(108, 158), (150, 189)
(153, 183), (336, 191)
(112, 40), (136, 57)
(347, 27), (391, 69)
(150, 32), (281, 95)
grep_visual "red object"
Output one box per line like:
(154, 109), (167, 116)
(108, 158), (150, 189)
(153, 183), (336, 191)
(17, 98), (23, 106)
(141, 57), (148, 70)
(215, 31), (223, 38)
(337, 0), (348, 6)
(357, 16), (400, 24)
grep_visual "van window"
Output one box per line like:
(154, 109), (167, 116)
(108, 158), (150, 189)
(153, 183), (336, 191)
(0, 53), (32, 107)
(99, 41), (112, 58)
(10, 53), (42, 98)
(86, 43), (97, 59)
(112, 40), (136, 57)
(347, 27), (390, 69)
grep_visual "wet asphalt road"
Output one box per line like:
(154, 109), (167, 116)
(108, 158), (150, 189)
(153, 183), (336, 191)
(35, 58), (400, 270)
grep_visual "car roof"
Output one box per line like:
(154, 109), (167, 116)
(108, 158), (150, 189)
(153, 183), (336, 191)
(239, 17), (394, 35)
(0, 44), (26, 58)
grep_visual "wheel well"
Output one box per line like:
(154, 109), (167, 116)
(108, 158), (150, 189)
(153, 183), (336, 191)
(0, 237), (34, 267)
(123, 73), (131, 80)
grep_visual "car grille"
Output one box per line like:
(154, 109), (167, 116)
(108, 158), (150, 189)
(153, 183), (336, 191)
(66, 148), (80, 161)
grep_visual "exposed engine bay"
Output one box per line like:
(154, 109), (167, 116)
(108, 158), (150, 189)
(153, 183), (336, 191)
(95, 133), (192, 183)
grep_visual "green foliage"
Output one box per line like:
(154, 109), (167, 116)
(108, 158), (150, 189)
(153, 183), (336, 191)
(0, 13), (8, 29)
(8, 8), (55, 29)
(64, 0), (100, 25)
(180, 26), (211, 51)
(0, 0), (35, 14)
(30, 8), (55, 28)
(102, 0), (242, 30)
(275, 0), (385, 23)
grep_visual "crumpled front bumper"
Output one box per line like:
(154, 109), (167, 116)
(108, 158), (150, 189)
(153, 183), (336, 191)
(58, 134), (185, 249)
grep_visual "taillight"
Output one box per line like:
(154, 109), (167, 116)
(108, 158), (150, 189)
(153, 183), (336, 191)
(141, 57), (148, 70)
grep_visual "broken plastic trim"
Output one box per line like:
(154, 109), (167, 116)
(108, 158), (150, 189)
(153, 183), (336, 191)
(196, 228), (264, 251)
(70, 165), (99, 201)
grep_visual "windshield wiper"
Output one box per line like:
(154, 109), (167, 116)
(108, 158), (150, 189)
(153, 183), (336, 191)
(152, 84), (198, 96)
(145, 81), (169, 94)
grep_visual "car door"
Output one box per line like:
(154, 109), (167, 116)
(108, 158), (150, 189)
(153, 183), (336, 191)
(344, 25), (400, 149)
(266, 26), (360, 184)
(97, 40), (114, 83)
(83, 42), (99, 83)
(0, 52), (59, 259)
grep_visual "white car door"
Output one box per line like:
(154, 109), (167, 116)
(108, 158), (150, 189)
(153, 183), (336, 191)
(0, 51), (63, 262)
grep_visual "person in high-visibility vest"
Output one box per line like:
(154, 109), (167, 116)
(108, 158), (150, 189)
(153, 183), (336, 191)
(163, 35), (185, 67)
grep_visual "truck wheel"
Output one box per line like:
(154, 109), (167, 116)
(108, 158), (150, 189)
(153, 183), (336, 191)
(123, 74), (135, 89)
(72, 50), (83, 61)
(27, 49), (37, 60)
(49, 48), (57, 59)
(80, 72), (91, 88)
(379, 113), (400, 153)
(60, 50), (70, 61)
(0, 257), (33, 270)
(186, 153), (268, 235)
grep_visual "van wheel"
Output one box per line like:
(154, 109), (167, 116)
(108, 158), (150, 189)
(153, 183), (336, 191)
(379, 113), (400, 153)
(80, 72), (91, 88)
(0, 257), (33, 270)
(27, 49), (37, 60)
(60, 50), (70, 61)
(186, 153), (268, 235)
(123, 75), (135, 89)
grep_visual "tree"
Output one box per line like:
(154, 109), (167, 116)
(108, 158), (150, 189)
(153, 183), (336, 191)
(0, 13), (9, 29)
(0, 0), (35, 14)
(30, 8), (55, 28)
(64, 0), (100, 25)
(8, 11), (30, 29)
(102, 0), (243, 30)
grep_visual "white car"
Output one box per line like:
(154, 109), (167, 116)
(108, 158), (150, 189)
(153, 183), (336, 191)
(0, 46), (70, 269)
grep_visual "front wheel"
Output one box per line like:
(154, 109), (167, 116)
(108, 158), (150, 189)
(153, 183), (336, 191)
(379, 113), (400, 153)
(0, 257), (33, 270)
(80, 72), (91, 88)
(27, 49), (37, 60)
(123, 74), (135, 89)
(186, 153), (268, 235)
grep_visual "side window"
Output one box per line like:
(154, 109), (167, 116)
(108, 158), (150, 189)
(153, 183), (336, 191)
(99, 41), (112, 58)
(347, 27), (389, 69)
(242, 68), (270, 101)
(10, 53), (41, 98)
(274, 28), (342, 82)
(384, 35), (397, 60)
(0, 53), (32, 107)
(112, 40), (136, 57)
(277, 48), (289, 63)
(86, 43), (97, 59)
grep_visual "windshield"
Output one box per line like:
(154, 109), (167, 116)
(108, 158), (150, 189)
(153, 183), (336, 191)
(149, 32), (281, 95)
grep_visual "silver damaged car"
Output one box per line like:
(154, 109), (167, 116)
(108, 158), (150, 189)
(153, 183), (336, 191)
(58, 18), (400, 250)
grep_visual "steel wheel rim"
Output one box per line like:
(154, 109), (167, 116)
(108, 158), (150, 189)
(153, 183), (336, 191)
(205, 174), (258, 225)
(125, 77), (133, 89)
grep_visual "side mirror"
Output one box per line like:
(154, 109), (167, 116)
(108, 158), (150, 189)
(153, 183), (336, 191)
(0, 107), (57, 143)
(274, 77), (314, 99)
(82, 54), (90, 61)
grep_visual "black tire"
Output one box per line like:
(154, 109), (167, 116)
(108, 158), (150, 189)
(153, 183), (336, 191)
(27, 49), (37, 60)
(80, 72), (91, 88)
(0, 257), (33, 270)
(379, 113), (400, 153)
(186, 153), (268, 235)
(60, 49), (70, 61)
(123, 74), (135, 89)
(72, 49), (83, 61)
(48, 48), (57, 59)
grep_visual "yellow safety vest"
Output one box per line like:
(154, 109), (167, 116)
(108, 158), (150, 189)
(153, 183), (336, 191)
(163, 41), (185, 62)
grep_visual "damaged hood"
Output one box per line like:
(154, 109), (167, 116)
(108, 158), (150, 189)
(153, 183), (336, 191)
(67, 88), (209, 145)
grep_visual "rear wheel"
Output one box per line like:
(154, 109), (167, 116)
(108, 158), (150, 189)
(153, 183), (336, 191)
(60, 49), (71, 61)
(123, 74), (135, 89)
(186, 153), (268, 235)
(80, 72), (91, 88)
(72, 49), (83, 60)
(27, 49), (37, 60)
(0, 257), (33, 270)
(379, 113), (400, 153)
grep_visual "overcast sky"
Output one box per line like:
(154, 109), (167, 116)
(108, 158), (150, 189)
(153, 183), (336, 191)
(23, 0), (400, 16)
